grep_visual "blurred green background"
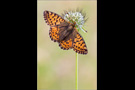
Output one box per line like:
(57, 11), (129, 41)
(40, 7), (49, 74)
(37, 0), (97, 90)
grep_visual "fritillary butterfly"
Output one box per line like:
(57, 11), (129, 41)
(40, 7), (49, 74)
(43, 10), (88, 55)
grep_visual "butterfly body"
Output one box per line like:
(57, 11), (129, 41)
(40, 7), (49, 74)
(44, 10), (88, 55)
(58, 22), (75, 42)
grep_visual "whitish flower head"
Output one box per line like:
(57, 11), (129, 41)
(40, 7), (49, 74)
(63, 10), (88, 33)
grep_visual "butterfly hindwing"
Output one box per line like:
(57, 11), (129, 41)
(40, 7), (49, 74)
(44, 10), (65, 26)
(59, 38), (73, 50)
(58, 32), (74, 50)
(49, 21), (70, 42)
(49, 26), (60, 42)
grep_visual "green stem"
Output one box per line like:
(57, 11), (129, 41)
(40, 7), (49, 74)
(76, 53), (78, 90)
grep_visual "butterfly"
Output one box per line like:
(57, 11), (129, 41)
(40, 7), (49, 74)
(43, 10), (88, 55)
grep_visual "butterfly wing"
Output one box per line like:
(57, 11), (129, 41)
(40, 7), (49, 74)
(44, 10), (65, 26)
(59, 27), (88, 54)
(73, 28), (88, 54)
(44, 10), (68, 42)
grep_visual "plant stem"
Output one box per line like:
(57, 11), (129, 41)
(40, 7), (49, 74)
(76, 53), (78, 90)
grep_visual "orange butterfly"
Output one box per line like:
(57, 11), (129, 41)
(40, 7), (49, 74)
(43, 10), (88, 55)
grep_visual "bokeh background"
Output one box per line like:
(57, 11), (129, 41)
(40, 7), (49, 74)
(37, 0), (97, 90)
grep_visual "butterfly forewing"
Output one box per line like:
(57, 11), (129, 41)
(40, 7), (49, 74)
(73, 29), (88, 54)
(44, 10), (65, 26)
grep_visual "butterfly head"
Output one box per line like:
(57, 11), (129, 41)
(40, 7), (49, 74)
(70, 20), (76, 27)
